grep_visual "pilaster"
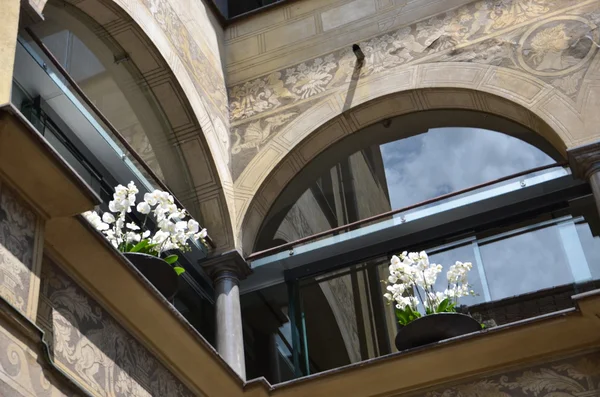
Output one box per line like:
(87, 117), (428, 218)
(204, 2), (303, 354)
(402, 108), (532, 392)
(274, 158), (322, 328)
(568, 141), (600, 221)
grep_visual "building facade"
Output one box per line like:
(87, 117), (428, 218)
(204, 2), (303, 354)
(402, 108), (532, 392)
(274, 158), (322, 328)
(2, 0), (600, 395)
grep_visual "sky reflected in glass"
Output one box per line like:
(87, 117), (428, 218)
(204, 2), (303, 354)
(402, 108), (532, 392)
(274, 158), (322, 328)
(381, 128), (554, 210)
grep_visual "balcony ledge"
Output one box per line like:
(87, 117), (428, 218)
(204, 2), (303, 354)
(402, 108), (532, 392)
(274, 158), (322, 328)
(45, 216), (245, 397)
(0, 105), (100, 218)
(44, 212), (600, 397)
(246, 293), (600, 397)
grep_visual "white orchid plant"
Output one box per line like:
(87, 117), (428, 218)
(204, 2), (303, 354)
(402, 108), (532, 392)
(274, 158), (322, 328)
(82, 181), (207, 276)
(383, 251), (476, 326)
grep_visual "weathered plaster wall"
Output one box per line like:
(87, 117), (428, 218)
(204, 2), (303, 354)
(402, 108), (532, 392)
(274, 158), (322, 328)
(0, 181), (44, 322)
(228, 0), (600, 253)
(0, 0), (19, 107)
(37, 257), (199, 396)
(0, 314), (75, 396)
(224, 0), (477, 84)
(417, 349), (600, 397)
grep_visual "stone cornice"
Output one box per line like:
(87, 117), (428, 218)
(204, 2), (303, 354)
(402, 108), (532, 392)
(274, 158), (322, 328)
(201, 249), (252, 281)
(568, 141), (600, 180)
(0, 106), (101, 218)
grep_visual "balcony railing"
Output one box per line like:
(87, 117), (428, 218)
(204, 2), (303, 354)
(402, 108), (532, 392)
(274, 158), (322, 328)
(11, 34), (218, 335)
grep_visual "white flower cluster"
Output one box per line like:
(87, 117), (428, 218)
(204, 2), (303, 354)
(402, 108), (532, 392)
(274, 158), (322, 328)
(83, 182), (207, 254)
(383, 251), (474, 312)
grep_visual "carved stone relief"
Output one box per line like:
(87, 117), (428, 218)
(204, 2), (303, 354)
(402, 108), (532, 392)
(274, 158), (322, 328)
(37, 259), (197, 397)
(0, 182), (39, 318)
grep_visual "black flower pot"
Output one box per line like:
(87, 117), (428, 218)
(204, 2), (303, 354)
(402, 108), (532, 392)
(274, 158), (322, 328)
(124, 252), (179, 301)
(395, 313), (481, 351)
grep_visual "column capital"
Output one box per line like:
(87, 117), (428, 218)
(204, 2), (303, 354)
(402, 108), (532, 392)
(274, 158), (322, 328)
(568, 141), (600, 180)
(201, 250), (252, 283)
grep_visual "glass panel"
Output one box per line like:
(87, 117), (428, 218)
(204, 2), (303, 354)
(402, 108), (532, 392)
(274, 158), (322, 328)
(381, 128), (554, 210)
(479, 223), (574, 301)
(28, 5), (188, 184)
(429, 243), (486, 306)
(13, 38), (157, 192)
(257, 127), (556, 251)
(576, 222), (600, 280)
(299, 259), (391, 373)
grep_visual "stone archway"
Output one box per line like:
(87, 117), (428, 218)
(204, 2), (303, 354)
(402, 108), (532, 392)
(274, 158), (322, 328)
(36, 0), (236, 251)
(237, 62), (588, 255)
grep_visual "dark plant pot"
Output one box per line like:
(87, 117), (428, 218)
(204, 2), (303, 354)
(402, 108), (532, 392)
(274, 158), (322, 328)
(395, 313), (481, 351)
(124, 252), (179, 301)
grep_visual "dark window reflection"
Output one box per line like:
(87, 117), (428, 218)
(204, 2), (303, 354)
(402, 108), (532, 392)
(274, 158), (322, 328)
(258, 128), (554, 251)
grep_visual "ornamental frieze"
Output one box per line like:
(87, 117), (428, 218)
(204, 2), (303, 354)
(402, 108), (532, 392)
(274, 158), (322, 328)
(38, 260), (197, 397)
(422, 351), (600, 397)
(228, 0), (600, 181)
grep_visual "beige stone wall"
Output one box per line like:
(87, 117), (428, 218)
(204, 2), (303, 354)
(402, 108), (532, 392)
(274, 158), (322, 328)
(37, 257), (200, 396)
(0, 0), (19, 107)
(0, 314), (75, 396)
(229, 0), (600, 253)
(0, 181), (44, 322)
(415, 350), (600, 397)
(224, 0), (476, 84)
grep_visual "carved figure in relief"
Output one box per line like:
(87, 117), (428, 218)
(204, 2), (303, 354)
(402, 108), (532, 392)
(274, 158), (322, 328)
(232, 112), (297, 154)
(553, 69), (586, 95)
(213, 115), (231, 167)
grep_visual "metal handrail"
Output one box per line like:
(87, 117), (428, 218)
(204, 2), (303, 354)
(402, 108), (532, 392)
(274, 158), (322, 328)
(246, 161), (569, 261)
(25, 27), (216, 249)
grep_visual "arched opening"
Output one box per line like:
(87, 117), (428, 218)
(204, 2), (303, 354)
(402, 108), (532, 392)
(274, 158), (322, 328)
(255, 109), (561, 251)
(239, 90), (600, 382)
(13, 0), (236, 253)
(27, 2), (191, 196)
(10, 0), (224, 369)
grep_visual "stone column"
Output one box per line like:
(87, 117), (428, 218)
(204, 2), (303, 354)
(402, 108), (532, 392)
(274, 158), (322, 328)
(569, 142), (600, 218)
(202, 250), (251, 380)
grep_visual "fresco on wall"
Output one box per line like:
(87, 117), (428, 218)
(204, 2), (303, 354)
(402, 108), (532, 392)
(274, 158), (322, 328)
(420, 350), (600, 397)
(0, 183), (37, 316)
(228, 0), (600, 181)
(0, 321), (74, 396)
(37, 259), (198, 397)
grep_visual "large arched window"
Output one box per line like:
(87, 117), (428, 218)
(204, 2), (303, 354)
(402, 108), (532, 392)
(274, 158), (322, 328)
(26, 3), (193, 195)
(255, 124), (556, 251)
(242, 115), (600, 383)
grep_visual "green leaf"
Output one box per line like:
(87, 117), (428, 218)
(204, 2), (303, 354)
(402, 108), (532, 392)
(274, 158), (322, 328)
(130, 239), (149, 253)
(395, 308), (410, 326)
(140, 243), (159, 254)
(164, 254), (179, 265)
(436, 298), (450, 313)
(174, 266), (186, 276)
